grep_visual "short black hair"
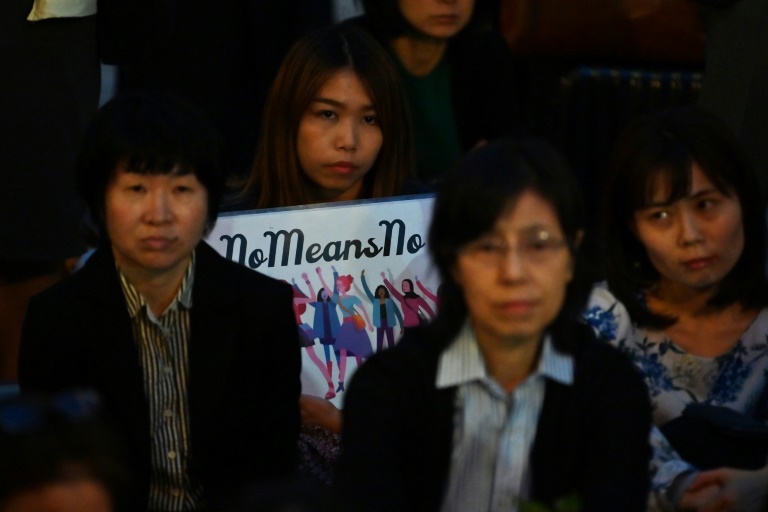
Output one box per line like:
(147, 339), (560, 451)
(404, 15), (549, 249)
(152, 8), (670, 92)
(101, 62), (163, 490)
(428, 138), (590, 350)
(603, 106), (768, 328)
(76, 92), (223, 243)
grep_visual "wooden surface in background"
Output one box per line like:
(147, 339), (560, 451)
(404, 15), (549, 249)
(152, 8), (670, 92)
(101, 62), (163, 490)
(500, 0), (705, 63)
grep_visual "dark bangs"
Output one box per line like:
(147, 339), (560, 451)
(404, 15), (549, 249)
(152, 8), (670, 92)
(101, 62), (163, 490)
(428, 139), (589, 350)
(604, 106), (768, 329)
(76, 92), (222, 242)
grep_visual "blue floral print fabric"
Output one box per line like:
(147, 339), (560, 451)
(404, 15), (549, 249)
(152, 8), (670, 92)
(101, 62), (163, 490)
(584, 284), (768, 510)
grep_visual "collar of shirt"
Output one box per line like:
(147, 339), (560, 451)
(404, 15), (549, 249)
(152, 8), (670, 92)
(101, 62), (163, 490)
(118, 251), (196, 321)
(435, 321), (574, 391)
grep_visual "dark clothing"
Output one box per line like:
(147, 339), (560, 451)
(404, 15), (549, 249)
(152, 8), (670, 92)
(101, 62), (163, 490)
(1, 1), (98, 259)
(696, 0), (768, 200)
(98, 0), (325, 178)
(336, 322), (652, 512)
(348, 16), (526, 182)
(19, 243), (302, 511)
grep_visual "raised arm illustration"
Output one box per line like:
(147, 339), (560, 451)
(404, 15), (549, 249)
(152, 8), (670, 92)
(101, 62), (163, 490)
(382, 271), (436, 329)
(362, 269), (404, 351)
(291, 276), (335, 399)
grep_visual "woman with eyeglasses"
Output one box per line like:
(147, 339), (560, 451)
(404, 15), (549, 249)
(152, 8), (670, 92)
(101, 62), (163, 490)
(335, 139), (652, 512)
(586, 107), (768, 511)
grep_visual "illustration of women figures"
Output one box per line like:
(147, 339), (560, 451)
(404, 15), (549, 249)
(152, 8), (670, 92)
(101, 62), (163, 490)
(307, 271), (342, 387)
(415, 275), (442, 311)
(290, 276), (336, 399)
(382, 272), (436, 329)
(317, 266), (374, 393)
(361, 270), (403, 351)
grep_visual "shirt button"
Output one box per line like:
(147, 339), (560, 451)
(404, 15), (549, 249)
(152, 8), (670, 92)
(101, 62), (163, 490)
(163, 409), (173, 419)
(167, 450), (177, 460)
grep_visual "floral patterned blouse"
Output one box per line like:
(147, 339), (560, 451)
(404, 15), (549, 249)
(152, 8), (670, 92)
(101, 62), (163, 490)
(584, 285), (768, 510)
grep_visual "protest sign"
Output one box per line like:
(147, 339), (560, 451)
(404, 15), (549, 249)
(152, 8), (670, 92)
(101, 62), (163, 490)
(207, 194), (437, 406)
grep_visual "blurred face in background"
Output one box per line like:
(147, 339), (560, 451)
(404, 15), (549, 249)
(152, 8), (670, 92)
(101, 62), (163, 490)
(398, 0), (475, 39)
(2, 479), (112, 512)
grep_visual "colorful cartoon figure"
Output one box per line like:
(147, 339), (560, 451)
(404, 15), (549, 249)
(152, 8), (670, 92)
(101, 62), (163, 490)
(291, 276), (336, 399)
(305, 271), (342, 388)
(382, 272), (436, 329)
(414, 275), (439, 305)
(317, 266), (374, 393)
(361, 269), (403, 351)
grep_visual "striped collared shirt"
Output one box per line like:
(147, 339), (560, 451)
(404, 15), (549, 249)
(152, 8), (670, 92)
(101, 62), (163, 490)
(436, 322), (574, 512)
(118, 253), (205, 511)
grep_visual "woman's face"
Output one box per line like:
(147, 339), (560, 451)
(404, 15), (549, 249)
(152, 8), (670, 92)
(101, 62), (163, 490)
(633, 163), (744, 297)
(398, 0), (475, 40)
(296, 69), (383, 203)
(402, 280), (412, 293)
(453, 190), (574, 350)
(337, 278), (350, 293)
(377, 287), (386, 298)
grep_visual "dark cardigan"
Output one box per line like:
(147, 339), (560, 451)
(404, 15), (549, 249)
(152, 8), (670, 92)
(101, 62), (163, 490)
(336, 322), (652, 512)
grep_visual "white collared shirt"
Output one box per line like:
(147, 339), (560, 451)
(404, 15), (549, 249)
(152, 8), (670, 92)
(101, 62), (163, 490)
(437, 322), (574, 512)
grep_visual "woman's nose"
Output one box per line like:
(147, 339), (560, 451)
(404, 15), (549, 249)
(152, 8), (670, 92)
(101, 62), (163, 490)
(143, 190), (172, 224)
(677, 209), (703, 246)
(336, 119), (357, 152)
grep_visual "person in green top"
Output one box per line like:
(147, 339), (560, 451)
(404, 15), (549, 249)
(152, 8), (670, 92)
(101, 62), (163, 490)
(350, 0), (526, 185)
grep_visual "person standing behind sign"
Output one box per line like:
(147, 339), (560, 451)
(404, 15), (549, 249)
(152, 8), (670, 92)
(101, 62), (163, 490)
(18, 92), (302, 511)
(237, 24), (425, 210)
(349, 0), (525, 184)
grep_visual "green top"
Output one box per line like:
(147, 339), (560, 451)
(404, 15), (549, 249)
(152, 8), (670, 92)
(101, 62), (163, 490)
(394, 53), (462, 184)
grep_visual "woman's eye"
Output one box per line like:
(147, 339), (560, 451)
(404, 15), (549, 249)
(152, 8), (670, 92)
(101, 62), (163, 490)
(363, 115), (378, 125)
(318, 110), (336, 119)
(476, 239), (504, 253)
(698, 198), (716, 210)
(128, 184), (145, 193)
(650, 210), (669, 221)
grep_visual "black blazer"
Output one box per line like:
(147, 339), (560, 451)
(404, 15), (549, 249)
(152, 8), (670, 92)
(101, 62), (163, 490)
(19, 243), (301, 511)
(336, 322), (652, 512)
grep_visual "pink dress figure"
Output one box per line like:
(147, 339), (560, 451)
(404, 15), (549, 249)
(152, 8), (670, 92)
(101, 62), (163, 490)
(317, 266), (374, 393)
(291, 275), (335, 399)
(382, 273), (435, 329)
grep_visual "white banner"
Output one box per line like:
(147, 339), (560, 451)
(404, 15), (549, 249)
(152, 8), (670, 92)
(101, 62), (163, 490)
(206, 194), (439, 406)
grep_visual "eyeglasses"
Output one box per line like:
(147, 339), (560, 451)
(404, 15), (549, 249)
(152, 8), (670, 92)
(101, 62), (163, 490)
(461, 230), (568, 266)
(0, 390), (101, 435)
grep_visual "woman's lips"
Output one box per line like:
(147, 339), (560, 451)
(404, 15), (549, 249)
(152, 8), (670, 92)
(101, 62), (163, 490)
(327, 161), (358, 174)
(683, 257), (716, 271)
(140, 237), (176, 250)
(432, 14), (459, 24)
(497, 300), (536, 315)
